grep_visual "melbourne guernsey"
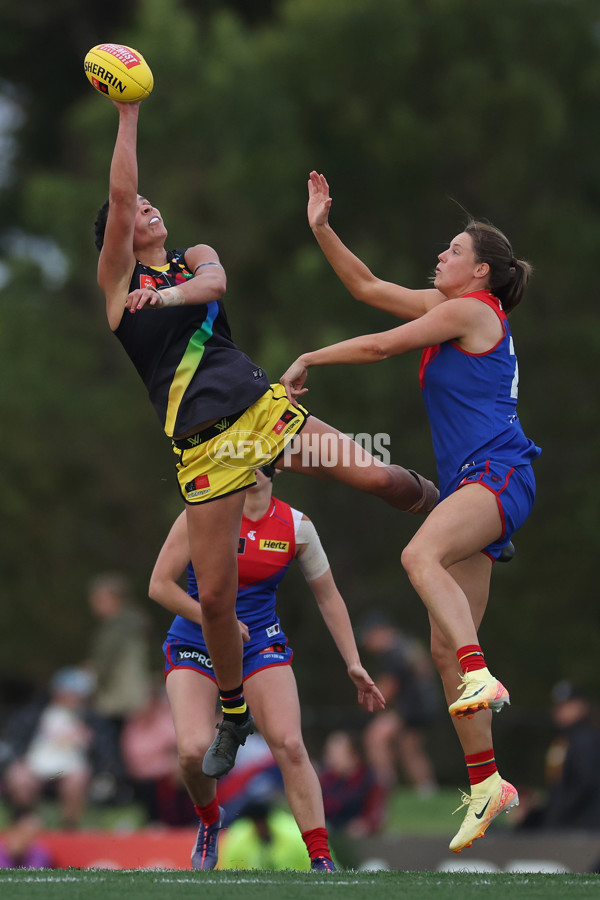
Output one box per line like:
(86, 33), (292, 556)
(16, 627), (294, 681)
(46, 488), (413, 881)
(419, 290), (541, 495)
(167, 496), (302, 654)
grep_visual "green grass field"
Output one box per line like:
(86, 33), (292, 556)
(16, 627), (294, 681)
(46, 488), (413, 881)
(1, 869), (599, 900)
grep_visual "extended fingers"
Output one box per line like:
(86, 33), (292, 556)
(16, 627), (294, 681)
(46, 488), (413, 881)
(126, 288), (159, 312)
(308, 170), (329, 195)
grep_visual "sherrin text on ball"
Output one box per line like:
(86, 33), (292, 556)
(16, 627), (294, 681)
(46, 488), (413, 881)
(84, 43), (153, 102)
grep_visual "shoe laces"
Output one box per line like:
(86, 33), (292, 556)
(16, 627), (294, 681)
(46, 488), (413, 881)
(211, 722), (233, 755)
(455, 672), (470, 693)
(452, 789), (472, 816)
(197, 819), (217, 853)
(455, 670), (485, 692)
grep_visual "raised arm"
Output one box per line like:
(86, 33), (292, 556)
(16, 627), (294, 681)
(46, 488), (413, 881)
(295, 516), (385, 713)
(308, 171), (443, 320)
(97, 102), (141, 330)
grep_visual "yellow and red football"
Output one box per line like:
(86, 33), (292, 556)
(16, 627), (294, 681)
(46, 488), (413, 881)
(84, 43), (153, 102)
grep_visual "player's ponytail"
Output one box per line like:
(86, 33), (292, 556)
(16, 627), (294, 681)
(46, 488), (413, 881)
(466, 219), (532, 312)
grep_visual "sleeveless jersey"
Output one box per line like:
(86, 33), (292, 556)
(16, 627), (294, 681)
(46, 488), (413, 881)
(114, 249), (270, 438)
(419, 290), (541, 493)
(167, 497), (302, 653)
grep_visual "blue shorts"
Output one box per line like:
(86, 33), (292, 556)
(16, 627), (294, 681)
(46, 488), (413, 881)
(450, 460), (536, 562)
(163, 637), (294, 683)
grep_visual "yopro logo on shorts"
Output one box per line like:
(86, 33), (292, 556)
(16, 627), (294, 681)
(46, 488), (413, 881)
(176, 648), (213, 669)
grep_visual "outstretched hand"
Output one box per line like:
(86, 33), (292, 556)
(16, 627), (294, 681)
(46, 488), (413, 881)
(347, 664), (386, 713)
(279, 357), (309, 407)
(307, 171), (332, 229)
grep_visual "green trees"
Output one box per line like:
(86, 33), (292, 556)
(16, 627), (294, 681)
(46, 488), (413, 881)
(1, 0), (599, 780)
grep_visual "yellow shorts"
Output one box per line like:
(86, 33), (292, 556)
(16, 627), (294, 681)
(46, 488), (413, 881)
(171, 384), (309, 504)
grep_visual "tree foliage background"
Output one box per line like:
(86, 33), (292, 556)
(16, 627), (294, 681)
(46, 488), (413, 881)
(1, 0), (599, 783)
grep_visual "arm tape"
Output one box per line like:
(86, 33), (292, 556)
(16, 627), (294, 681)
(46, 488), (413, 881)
(193, 262), (222, 274)
(295, 518), (330, 582)
(158, 286), (185, 307)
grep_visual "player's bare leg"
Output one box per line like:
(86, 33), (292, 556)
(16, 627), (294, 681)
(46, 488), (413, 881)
(166, 669), (224, 869)
(246, 666), (336, 870)
(402, 487), (501, 654)
(280, 416), (438, 513)
(185, 493), (255, 778)
(429, 556), (519, 852)
(246, 666), (325, 833)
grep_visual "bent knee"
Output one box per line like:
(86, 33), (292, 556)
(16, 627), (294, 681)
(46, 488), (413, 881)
(271, 734), (307, 766)
(400, 540), (426, 579)
(178, 739), (210, 773)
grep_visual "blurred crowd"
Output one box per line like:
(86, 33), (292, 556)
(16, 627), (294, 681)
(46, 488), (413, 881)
(1, 579), (600, 871)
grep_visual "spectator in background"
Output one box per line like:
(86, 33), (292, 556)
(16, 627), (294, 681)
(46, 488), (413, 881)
(519, 681), (600, 830)
(0, 667), (119, 828)
(119, 679), (180, 824)
(0, 810), (53, 869)
(87, 572), (152, 735)
(319, 730), (385, 838)
(218, 798), (312, 871)
(358, 612), (440, 798)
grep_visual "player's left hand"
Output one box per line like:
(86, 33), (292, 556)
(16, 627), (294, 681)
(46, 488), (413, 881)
(348, 664), (386, 712)
(307, 171), (332, 230)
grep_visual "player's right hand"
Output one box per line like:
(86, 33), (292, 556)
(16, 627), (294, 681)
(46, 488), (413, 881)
(279, 358), (309, 407)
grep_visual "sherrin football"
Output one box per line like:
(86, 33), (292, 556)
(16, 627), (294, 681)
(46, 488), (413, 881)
(84, 43), (153, 102)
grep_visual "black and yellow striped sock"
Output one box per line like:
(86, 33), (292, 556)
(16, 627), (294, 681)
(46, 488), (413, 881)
(220, 685), (249, 723)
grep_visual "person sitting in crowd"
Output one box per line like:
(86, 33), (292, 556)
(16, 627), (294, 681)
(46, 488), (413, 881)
(0, 667), (120, 828)
(319, 730), (385, 838)
(119, 679), (180, 824)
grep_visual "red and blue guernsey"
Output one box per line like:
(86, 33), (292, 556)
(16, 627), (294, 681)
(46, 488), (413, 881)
(167, 496), (302, 655)
(419, 291), (541, 498)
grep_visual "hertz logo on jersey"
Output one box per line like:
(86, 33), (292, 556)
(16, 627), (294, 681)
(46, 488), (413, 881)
(259, 539), (289, 552)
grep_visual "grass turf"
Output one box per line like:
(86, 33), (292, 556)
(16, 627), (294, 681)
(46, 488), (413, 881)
(0, 869), (599, 899)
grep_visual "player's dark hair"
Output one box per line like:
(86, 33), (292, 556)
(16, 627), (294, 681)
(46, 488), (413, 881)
(94, 199), (110, 252)
(465, 219), (532, 313)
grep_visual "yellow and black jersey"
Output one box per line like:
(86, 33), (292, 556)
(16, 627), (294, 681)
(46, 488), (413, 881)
(114, 249), (270, 438)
